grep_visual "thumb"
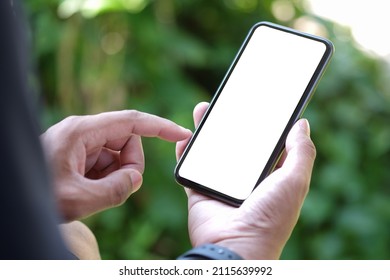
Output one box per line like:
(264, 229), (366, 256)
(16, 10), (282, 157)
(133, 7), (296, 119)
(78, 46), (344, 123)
(278, 118), (316, 200)
(284, 118), (316, 168)
(59, 169), (143, 221)
(95, 168), (143, 208)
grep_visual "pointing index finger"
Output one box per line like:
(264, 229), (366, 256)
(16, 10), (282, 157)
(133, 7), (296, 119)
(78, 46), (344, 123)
(81, 110), (192, 149)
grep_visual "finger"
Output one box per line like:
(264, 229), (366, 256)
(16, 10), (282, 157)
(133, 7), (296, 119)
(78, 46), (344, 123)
(91, 168), (143, 209)
(85, 147), (104, 173)
(176, 102), (209, 160)
(243, 119), (315, 216)
(87, 136), (144, 178)
(272, 119), (314, 171)
(59, 168), (143, 221)
(104, 136), (133, 152)
(85, 147), (120, 177)
(89, 148), (119, 171)
(274, 149), (287, 169)
(119, 135), (145, 174)
(283, 119), (316, 175)
(176, 139), (190, 161)
(276, 119), (316, 199)
(193, 102), (209, 127)
(81, 110), (192, 151)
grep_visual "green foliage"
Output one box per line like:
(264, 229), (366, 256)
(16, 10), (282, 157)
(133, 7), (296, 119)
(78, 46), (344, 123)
(25, 0), (390, 259)
(283, 21), (390, 259)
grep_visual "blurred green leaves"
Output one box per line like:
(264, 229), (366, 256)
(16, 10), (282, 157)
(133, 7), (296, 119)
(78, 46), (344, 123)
(25, 0), (390, 259)
(58, 0), (149, 18)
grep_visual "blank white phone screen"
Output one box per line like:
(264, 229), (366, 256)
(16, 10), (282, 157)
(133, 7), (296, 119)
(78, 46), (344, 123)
(178, 25), (327, 201)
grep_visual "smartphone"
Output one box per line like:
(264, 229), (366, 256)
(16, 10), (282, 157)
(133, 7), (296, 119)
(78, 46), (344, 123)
(175, 22), (334, 206)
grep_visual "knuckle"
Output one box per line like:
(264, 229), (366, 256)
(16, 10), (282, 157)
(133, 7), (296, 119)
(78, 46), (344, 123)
(54, 116), (83, 139)
(126, 109), (141, 119)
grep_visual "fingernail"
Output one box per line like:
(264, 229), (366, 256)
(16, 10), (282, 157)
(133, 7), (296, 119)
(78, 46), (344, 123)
(300, 119), (310, 136)
(130, 170), (143, 192)
(180, 126), (193, 135)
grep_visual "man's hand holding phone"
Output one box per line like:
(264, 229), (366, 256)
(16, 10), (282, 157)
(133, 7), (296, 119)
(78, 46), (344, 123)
(176, 102), (316, 259)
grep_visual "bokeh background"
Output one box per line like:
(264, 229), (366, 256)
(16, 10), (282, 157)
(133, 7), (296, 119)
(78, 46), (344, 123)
(25, 0), (390, 259)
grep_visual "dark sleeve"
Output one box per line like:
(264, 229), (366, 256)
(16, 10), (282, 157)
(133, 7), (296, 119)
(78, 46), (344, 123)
(0, 0), (73, 259)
